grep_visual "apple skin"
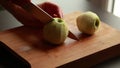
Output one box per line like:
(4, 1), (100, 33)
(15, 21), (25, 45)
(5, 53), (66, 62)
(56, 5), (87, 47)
(43, 18), (69, 44)
(76, 11), (100, 35)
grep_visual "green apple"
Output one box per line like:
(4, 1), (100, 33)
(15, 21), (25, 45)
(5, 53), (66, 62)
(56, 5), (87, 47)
(43, 18), (69, 44)
(76, 11), (100, 35)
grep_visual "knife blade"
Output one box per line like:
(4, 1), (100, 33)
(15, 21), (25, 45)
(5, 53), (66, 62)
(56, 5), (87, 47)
(15, 2), (79, 40)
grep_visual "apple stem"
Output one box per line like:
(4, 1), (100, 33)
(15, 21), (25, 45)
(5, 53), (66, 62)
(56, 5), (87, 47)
(58, 19), (63, 23)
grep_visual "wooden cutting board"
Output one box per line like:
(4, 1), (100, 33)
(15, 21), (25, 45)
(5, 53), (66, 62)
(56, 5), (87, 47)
(0, 11), (120, 68)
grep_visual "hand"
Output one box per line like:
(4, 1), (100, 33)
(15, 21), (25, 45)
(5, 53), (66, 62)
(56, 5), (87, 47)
(0, 0), (63, 27)
(39, 2), (63, 18)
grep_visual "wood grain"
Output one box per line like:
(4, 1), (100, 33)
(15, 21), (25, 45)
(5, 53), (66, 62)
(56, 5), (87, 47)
(0, 11), (120, 68)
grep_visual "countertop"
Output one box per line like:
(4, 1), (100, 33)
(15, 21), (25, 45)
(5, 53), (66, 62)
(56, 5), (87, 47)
(0, 0), (120, 68)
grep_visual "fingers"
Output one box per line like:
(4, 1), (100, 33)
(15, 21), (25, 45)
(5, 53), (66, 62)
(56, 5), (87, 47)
(39, 1), (63, 18)
(10, 5), (44, 27)
(0, 1), (64, 27)
(10, 0), (30, 6)
(1, 1), (44, 27)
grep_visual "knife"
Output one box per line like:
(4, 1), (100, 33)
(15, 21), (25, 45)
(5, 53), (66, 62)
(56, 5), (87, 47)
(21, 2), (79, 40)
(8, 1), (79, 40)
